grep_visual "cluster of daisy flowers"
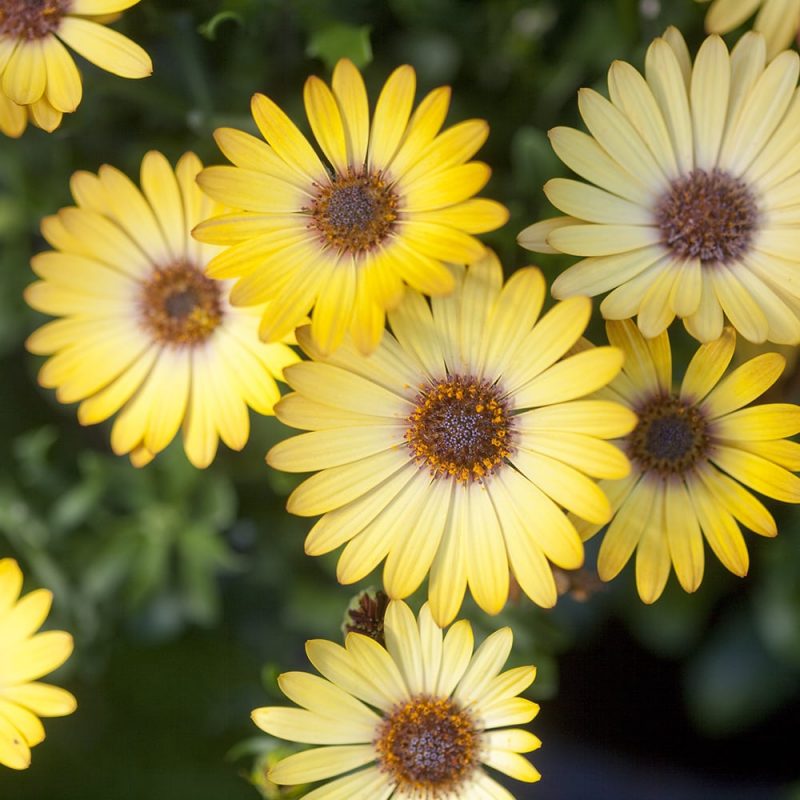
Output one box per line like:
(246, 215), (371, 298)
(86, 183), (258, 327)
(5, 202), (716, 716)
(6, 1), (800, 797)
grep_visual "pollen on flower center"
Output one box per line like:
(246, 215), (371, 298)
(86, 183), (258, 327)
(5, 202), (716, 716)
(139, 262), (223, 346)
(308, 170), (398, 254)
(655, 168), (759, 265)
(628, 394), (709, 475)
(375, 696), (479, 795)
(405, 376), (514, 483)
(0, 0), (70, 40)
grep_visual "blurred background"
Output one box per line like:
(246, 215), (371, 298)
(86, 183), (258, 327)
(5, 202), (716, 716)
(0, 0), (798, 797)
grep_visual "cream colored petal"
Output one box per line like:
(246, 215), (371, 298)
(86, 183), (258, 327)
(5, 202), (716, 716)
(382, 476), (450, 600)
(454, 627), (513, 707)
(608, 59), (679, 178)
(514, 346), (624, 408)
(683, 272), (726, 342)
(387, 285), (446, 378)
(301, 768), (393, 800)
(704, 0), (762, 32)
(436, 619), (474, 697)
(548, 223), (660, 257)
(252, 706), (374, 744)
(690, 35), (730, 170)
(726, 32), (767, 136)
(516, 400), (637, 439)
(346, 633), (409, 703)
(517, 216), (582, 255)
(754, 0), (800, 60)
(551, 246), (664, 299)
(544, 177), (653, 225)
(286, 449), (410, 517)
(512, 448), (611, 526)
(383, 601), (424, 695)
(303, 465), (416, 557)
(548, 126), (652, 205)
(577, 88), (667, 190)
(486, 476), (559, 607)
(482, 749), (541, 782)
(519, 432), (630, 480)
(428, 494), (469, 627)
(268, 744), (376, 785)
(719, 50), (800, 174)
(644, 37), (693, 174)
(464, 483), (509, 616)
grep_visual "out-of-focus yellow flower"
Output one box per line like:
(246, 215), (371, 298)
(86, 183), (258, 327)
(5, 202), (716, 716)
(0, 0), (151, 137)
(0, 558), (76, 770)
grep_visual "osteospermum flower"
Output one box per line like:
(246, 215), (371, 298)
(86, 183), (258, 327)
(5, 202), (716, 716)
(577, 320), (800, 603)
(0, 0), (151, 137)
(0, 558), (76, 770)
(696, 0), (800, 60)
(519, 28), (800, 347)
(267, 254), (635, 624)
(25, 151), (299, 468)
(194, 57), (508, 356)
(253, 600), (541, 799)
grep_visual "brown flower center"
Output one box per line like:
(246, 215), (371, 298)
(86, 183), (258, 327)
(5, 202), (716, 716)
(139, 262), (223, 346)
(628, 394), (709, 475)
(0, 0), (70, 40)
(406, 376), (514, 483)
(655, 169), (758, 265)
(308, 170), (398, 254)
(375, 696), (479, 795)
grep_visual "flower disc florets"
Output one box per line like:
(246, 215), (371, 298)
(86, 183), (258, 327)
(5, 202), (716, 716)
(655, 168), (759, 265)
(0, 0), (70, 40)
(139, 262), (224, 346)
(628, 394), (709, 476)
(308, 169), (399, 254)
(405, 375), (514, 482)
(375, 696), (479, 796)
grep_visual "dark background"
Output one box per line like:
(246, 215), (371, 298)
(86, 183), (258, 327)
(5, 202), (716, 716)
(0, 1), (798, 797)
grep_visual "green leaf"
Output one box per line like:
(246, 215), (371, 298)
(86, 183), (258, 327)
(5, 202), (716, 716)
(306, 24), (373, 70)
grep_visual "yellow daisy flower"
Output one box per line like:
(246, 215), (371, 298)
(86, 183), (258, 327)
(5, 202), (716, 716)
(578, 320), (800, 603)
(253, 600), (541, 799)
(0, 0), (151, 136)
(0, 558), (76, 770)
(25, 151), (299, 468)
(519, 28), (800, 347)
(267, 254), (635, 625)
(696, 0), (800, 61)
(194, 57), (508, 356)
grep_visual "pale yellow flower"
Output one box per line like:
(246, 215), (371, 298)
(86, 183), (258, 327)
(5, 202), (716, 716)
(254, 600), (541, 799)
(520, 29), (800, 347)
(25, 151), (299, 468)
(577, 320), (800, 603)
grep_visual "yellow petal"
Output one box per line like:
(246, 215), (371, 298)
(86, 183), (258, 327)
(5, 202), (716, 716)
(57, 17), (152, 78)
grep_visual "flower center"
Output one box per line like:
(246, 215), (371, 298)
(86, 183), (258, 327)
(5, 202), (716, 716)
(139, 262), (223, 346)
(628, 394), (709, 475)
(655, 168), (758, 265)
(308, 170), (398, 254)
(375, 696), (479, 795)
(405, 376), (514, 483)
(0, 0), (70, 40)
